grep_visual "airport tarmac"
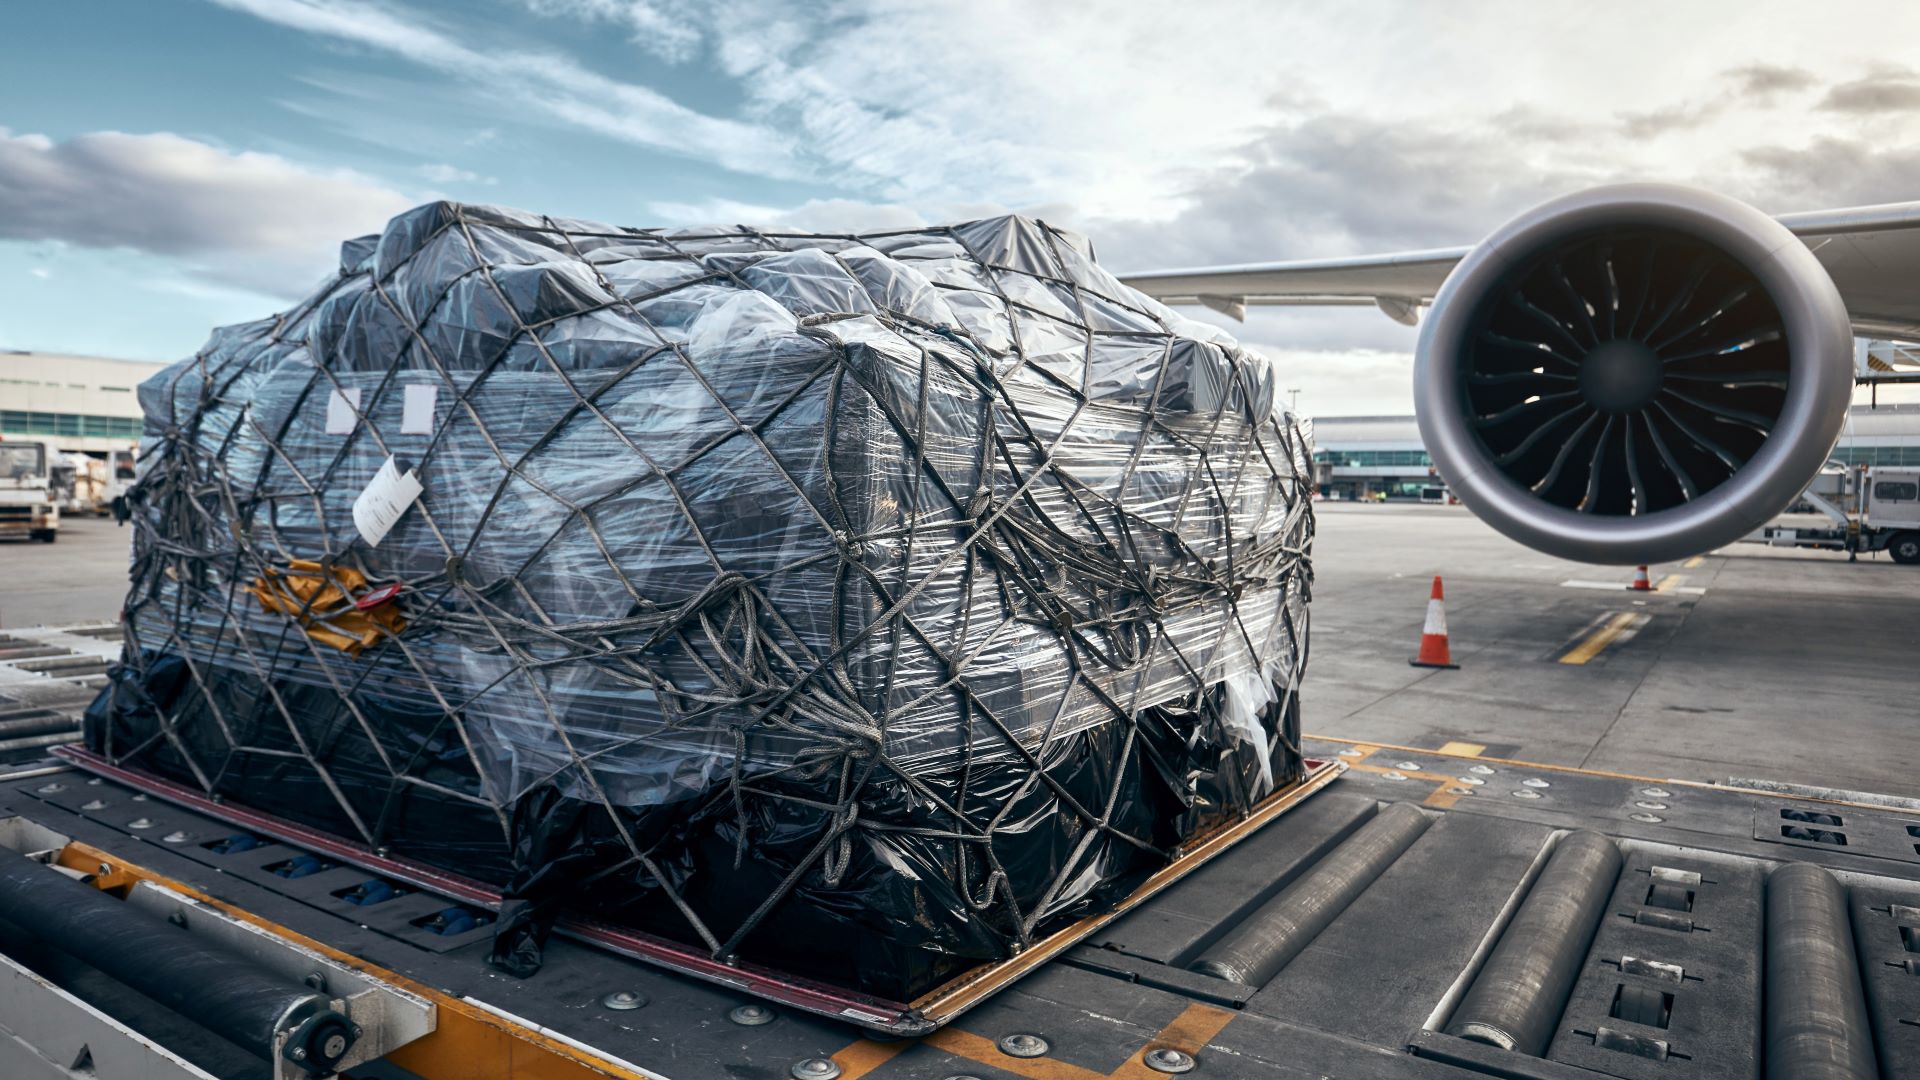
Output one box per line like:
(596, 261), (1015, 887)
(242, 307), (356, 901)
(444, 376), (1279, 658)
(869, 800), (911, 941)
(1305, 501), (1920, 799)
(0, 516), (130, 629)
(2, 502), (1916, 797)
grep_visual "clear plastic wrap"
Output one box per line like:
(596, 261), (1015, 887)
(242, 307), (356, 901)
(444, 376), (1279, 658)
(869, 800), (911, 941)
(90, 203), (1315, 1001)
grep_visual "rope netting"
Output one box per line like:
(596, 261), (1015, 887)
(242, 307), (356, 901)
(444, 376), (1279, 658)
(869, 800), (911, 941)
(91, 203), (1315, 999)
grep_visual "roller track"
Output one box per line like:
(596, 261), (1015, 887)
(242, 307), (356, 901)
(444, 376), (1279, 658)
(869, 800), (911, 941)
(2, 738), (1917, 1078)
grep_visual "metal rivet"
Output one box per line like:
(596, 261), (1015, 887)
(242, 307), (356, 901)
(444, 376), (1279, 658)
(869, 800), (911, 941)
(790, 1059), (841, 1080)
(1635, 801), (1668, 811)
(1631, 813), (1664, 823)
(1522, 778), (1550, 788)
(729, 1003), (774, 1026)
(1469, 764), (1496, 775)
(130, 793), (148, 802)
(127, 818), (153, 829)
(162, 831), (191, 844)
(1641, 787), (1671, 798)
(601, 991), (647, 1011)
(1456, 776), (1484, 786)
(289, 1047), (307, 1062)
(36, 783), (63, 794)
(999, 1033), (1049, 1058)
(1512, 790), (1542, 800)
(942, 1075), (986, 1080)
(1447, 786), (1473, 797)
(80, 799), (107, 810)
(1382, 770), (1407, 781)
(1337, 748), (1362, 758)
(86, 778), (103, 786)
(1394, 761), (1420, 771)
(1144, 1047), (1196, 1074)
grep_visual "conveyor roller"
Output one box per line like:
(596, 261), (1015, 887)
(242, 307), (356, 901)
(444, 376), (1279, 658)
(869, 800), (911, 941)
(0, 851), (358, 1074)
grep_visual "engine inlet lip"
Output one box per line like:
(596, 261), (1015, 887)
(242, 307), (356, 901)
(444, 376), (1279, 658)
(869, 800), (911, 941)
(1414, 183), (1853, 565)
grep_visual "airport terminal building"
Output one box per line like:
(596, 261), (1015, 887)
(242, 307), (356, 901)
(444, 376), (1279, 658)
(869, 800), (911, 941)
(4, 348), (1918, 486)
(1314, 404), (1920, 500)
(0, 351), (161, 455)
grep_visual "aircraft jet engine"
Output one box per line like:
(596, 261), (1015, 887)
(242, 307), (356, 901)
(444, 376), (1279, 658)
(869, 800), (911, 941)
(1414, 184), (1854, 564)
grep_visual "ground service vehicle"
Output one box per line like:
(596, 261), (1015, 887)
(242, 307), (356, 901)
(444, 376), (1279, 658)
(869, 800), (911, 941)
(0, 438), (60, 543)
(1751, 465), (1920, 563)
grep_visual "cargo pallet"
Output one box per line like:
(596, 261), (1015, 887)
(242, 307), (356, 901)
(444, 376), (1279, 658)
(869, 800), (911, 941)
(0, 735), (1913, 1079)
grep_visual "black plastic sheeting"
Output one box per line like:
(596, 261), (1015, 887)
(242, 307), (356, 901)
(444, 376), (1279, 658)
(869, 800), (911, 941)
(88, 203), (1315, 1002)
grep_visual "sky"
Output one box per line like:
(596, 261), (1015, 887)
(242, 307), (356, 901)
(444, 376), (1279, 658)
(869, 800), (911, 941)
(5, 0), (1920, 415)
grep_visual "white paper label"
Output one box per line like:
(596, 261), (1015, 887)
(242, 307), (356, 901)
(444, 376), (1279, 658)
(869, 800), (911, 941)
(401, 383), (438, 435)
(325, 387), (363, 434)
(353, 456), (424, 547)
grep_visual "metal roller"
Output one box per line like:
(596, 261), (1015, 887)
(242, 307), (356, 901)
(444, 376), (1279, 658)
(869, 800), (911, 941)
(0, 851), (358, 1074)
(1191, 801), (1431, 985)
(0, 712), (81, 739)
(1446, 829), (1621, 1055)
(1764, 861), (1877, 1080)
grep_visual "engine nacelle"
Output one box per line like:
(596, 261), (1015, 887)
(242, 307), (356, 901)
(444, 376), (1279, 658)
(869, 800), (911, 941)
(1415, 184), (1855, 565)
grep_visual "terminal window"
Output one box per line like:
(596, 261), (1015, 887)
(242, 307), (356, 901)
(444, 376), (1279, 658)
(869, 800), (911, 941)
(0, 410), (141, 439)
(1833, 446), (1920, 467)
(1313, 449), (1433, 468)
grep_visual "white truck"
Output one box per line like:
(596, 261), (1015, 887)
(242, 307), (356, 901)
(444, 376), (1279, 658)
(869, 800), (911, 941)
(0, 438), (60, 543)
(1749, 463), (1920, 563)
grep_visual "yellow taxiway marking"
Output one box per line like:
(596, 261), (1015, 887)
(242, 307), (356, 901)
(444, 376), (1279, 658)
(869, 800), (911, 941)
(1437, 741), (1486, 757)
(1683, 555), (1705, 568)
(1560, 611), (1642, 665)
(1653, 574), (1684, 593)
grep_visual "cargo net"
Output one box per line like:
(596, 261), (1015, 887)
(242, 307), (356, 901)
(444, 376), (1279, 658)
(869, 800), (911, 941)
(92, 204), (1315, 1001)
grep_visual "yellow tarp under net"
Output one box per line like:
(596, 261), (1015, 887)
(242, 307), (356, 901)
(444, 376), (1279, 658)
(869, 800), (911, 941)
(247, 560), (404, 656)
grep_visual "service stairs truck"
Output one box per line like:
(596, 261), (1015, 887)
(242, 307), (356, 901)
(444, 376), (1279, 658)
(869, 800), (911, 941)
(0, 438), (59, 543)
(1749, 464), (1920, 563)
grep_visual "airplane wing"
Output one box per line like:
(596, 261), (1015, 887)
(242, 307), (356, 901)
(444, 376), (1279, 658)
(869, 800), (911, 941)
(1117, 200), (1920, 358)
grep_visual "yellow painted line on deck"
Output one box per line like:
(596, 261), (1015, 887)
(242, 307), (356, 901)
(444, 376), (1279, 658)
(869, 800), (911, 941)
(834, 1039), (910, 1079)
(1560, 611), (1640, 665)
(1653, 574), (1683, 593)
(1350, 759), (1467, 808)
(1683, 555), (1705, 568)
(1437, 741), (1485, 758)
(846, 1001), (1240, 1079)
(1112, 1003), (1239, 1079)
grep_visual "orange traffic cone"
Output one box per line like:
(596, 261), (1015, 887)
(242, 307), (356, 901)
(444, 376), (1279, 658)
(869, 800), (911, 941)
(1627, 565), (1652, 592)
(1409, 575), (1460, 669)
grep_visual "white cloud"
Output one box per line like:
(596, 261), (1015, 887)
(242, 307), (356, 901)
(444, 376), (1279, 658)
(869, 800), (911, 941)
(1250, 347), (1419, 418)
(513, 0), (1920, 228)
(523, 0), (702, 63)
(0, 128), (413, 295)
(585, 0), (1296, 216)
(416, 161), (491, 184)
(27, 267), (50, 280)
(644, 196), (1026, 234)
(209, 0), (803, 180)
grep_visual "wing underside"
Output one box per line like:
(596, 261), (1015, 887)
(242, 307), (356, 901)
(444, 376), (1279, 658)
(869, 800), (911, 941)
(1118, 201), (1920, 364)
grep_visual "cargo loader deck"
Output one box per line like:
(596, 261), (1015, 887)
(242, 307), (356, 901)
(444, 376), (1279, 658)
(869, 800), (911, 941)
(0, 735), (1913, 1079)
